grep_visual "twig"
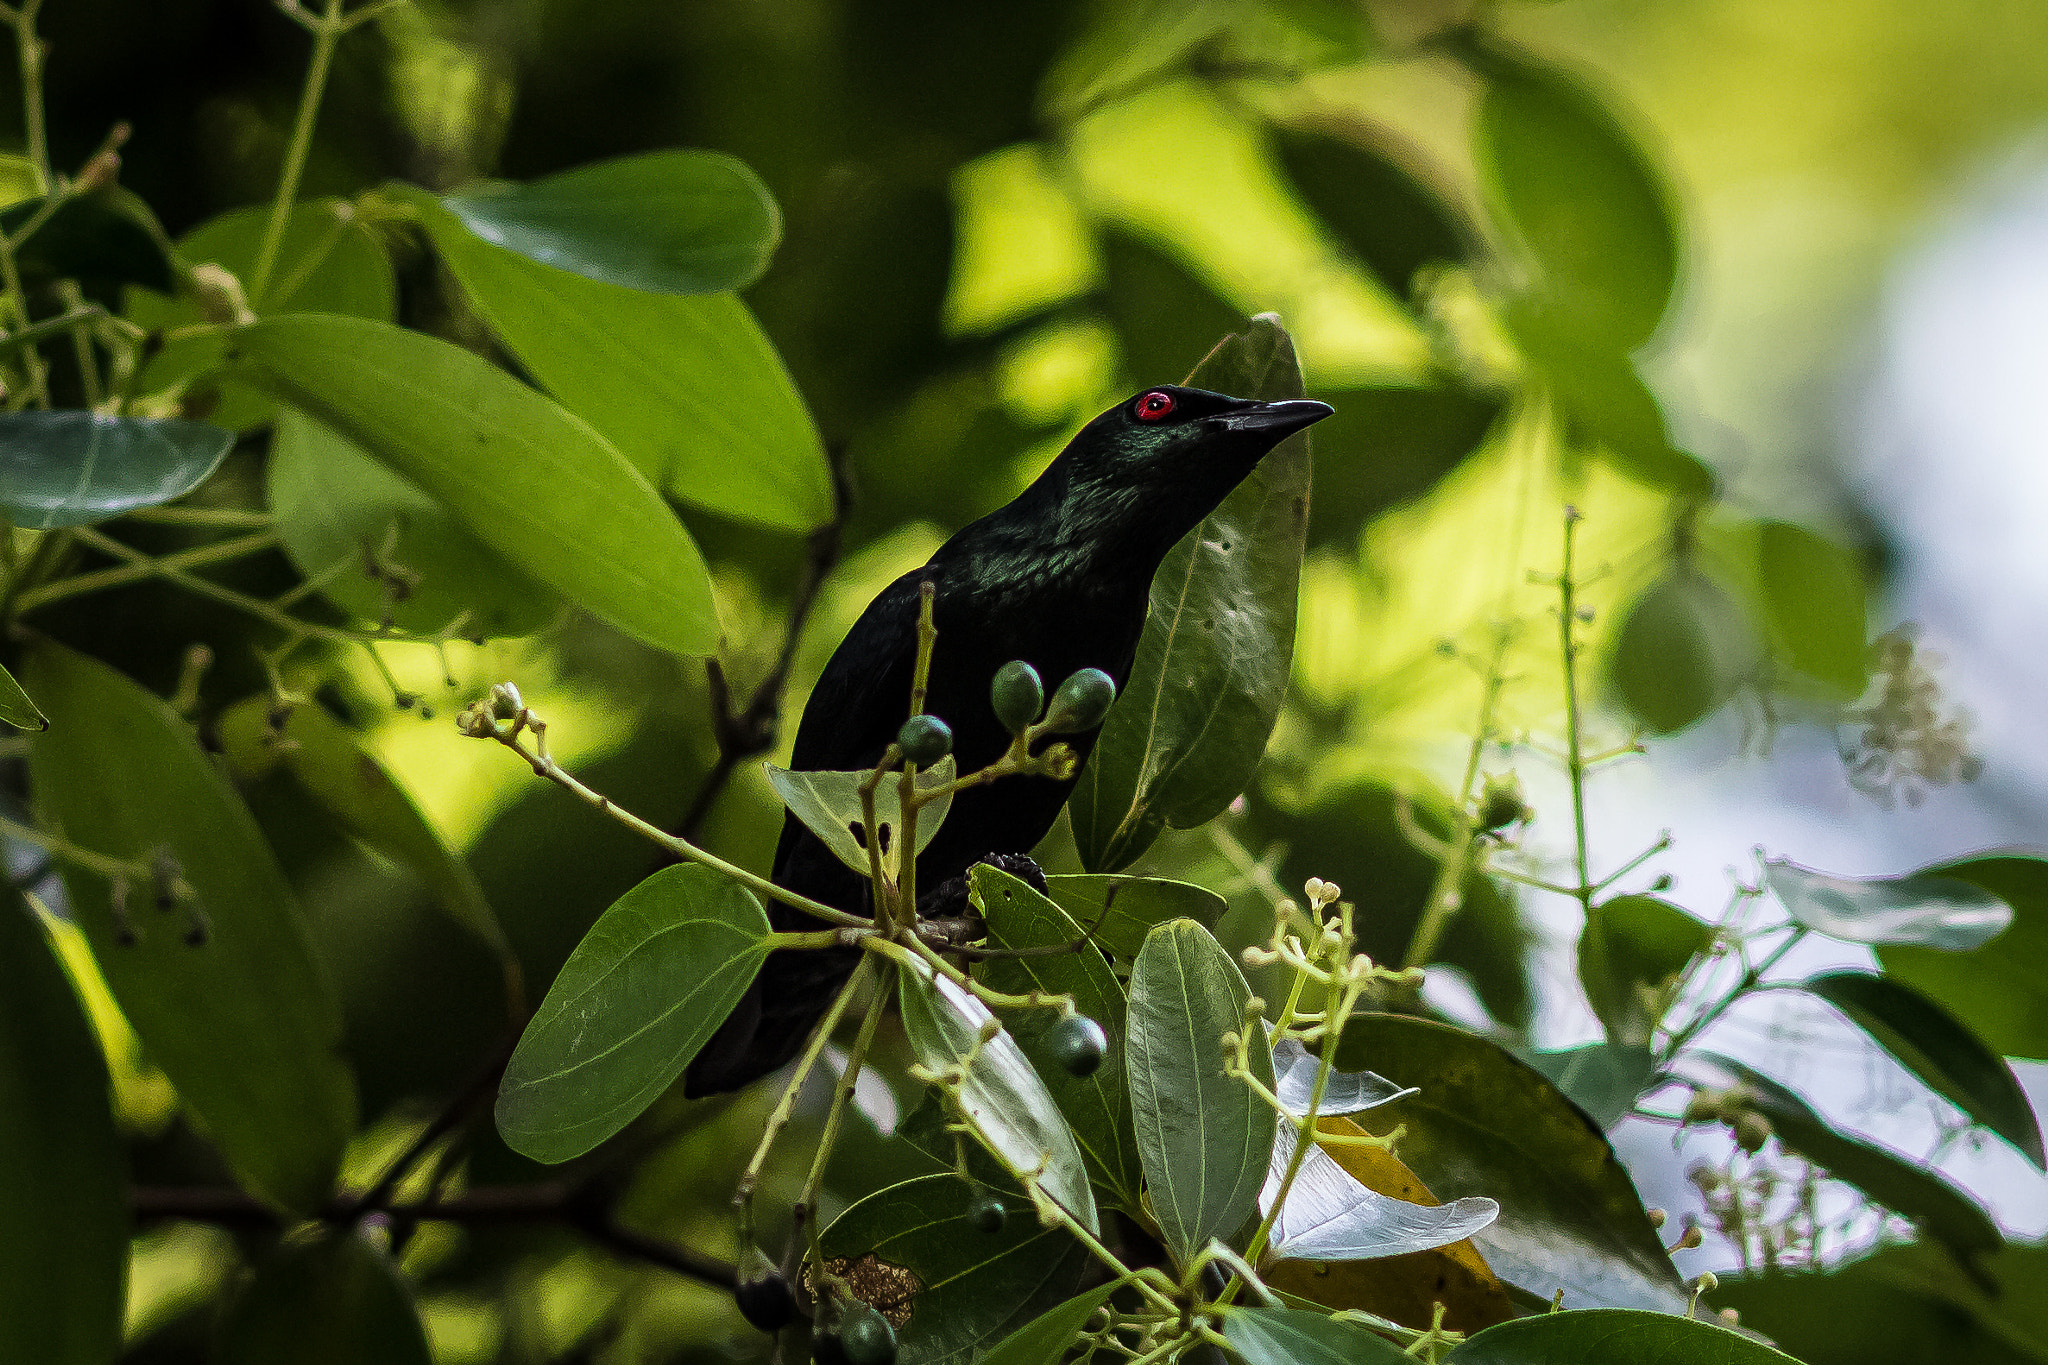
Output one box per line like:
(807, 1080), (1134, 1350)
(345, 1029), (519, 1219)
(250, 0), (345, 304)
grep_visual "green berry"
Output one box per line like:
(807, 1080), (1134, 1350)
(896, 714), (953, 768)
(1040, 668), (1116, 734)
(839, 1303), (899, 1365)
(734, 1269), (797, 1333)
(968, 1191), (1007, 1234)
(990, 660), (1044, 735)
(1048, 1015), (1107, 1077)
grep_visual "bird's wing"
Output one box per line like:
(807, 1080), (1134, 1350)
(788, 568), (927, 774)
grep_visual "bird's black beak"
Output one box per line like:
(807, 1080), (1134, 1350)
(1215, 398), (1334, 438)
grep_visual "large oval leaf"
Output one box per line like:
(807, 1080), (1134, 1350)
(1126, 919), (1275, 1267)
(217, 1232), (431, 1365)
(1069, 314), (1311, 872)
(1040, 874), (1225, 961)
(897, 953), (1099, 1234)
(1223, 1306), (1414, 1365)
(974, 863), (1142, 1212)
(1332, 1014), (1686, 1312)
(1607, 567), (1758, 734)
(1765, 857), (2013, 950)
(1445, 1308), (1798, 1364)
(818, 1174), (1089, 1365)
(229, 313), (720, 657)
(435, 149), (780, 295)
(1880, 853), (2048, 1059)
(1270, 123), (1475, 294)
(0, 411), (232, 528)
(1578, 894), (1712, 1046)
(1527, 1044), (1658, 1131)
(267, 409), (560, 638)
(763, 758), (955, 879)
(409, 190), (830, 532)
(0, 893), (126, 1365)
(496, 863), (770, 1164)
(25, 641), (356, 1212)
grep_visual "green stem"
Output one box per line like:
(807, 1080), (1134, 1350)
(11, 0), (46, 194)
(249, 0), (345, 305)
(1556, 510), (1594, 916)
(797, 964), (891, 1268)
(0, 813), (160, 887)
(12, 530), (278, 613)
(1404, 622), (1514, 972)
(734, 954), (874, 1208)
(1658, 926), (1807, 1063)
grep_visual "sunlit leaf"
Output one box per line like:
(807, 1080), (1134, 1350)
(230, 313), (721, 657)
(897, 954), (1099, 1234)
(1759, 520), (1869, 695)
(0, 661), (46, 731)
(1607, 566), (1758, 733)
(1880, 853), (2048, 1059)
(1223, 1306), (1414, 1365)
(818, 1174), (1089, 1365)
(1040, 873), (1226, 960)
(1263, 1119), (1498, 1263)
(979, 1284), (1118, 1365)
(25, 641), (356, 1212)
(435, 150), (780, 295)
(1070, 315), (1310, 871)
(974, 864), (1142, 1211)
(1332, 1014), (1687, 1312)
(267, 409), (560, 638)
(0, 411), (233, 528)
(1444, 1308), (1799, 1364)
(762, 758), (955, 880)
(496, 864), (770, 1163)
(1765, 857), (2012, 950)
(216, 1232), (431, 1365)
(1127, 919), (1274, 1266)
(0, 892), (126, 1365)
(1577, 894), (1712, 1046)
(1527, 1044), (1658, 1130)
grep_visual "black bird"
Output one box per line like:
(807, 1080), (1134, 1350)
(684, 383), (1332, 1096)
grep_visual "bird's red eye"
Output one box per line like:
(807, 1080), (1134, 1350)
(1136, 390), (1176, 421)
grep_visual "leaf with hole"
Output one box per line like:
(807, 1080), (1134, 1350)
(0, 411), (233, 528)
(764, 758), (956, 880)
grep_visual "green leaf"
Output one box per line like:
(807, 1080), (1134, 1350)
(1607, 567), (1759, 733)
(0, 410), (233, 528)
(268, 409), (560, 638)
(762, 758), (956, 879)
(979, 1285), (1118, 1365)
(230, 313), (721, 657)
(407, 188), (831, 532)
(1526, 1044), (1658, 1130)
(0, 660), (47, 731)
(1126, 919), (1275, 1267)
(973, 863), (1142, 1211)
(1765, 857), (2013, 950)
(1271, 123), (1475, 294)
(818, 1174), (1090, 1365)
(1759, 520), (1869, 695)
(1880, 853), (2048, 1060)
(496, 864), (770, 1164)
(127, 197), (396, 431)
(1445, 1308), (1799, 1364)
(1070, 314), (1311, 872)
(2, 188), (171, 290)
(1694, 1053), (2002, 1261)
(217, 1232), (431, 1365)
(435, 150), (780, 295)
(0, 893), (126, 1365)
(1578, 894), (1712, 1046)
(896, 953), (1099, 1235)
(24, 641), (356, 1212)
(1224, 1306), (1415, 1365)
(1803, 971), (2042, 1168)
(1040, 873), (1226, 961)
(1331, 1014), (1686, 1312)
(1473, 46), (1680, 352)
(1304, 381), (1505, 550)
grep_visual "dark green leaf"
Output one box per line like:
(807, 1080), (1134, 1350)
(1473, 47), (1680, 352)
(408, 188), (832, 532)
(1305, 381), (1504, 549)
(217, 1232), (431, 1365)
(897, 954), (1099, 1233)
(1765, 857), (2012, 950)
(1095, 224), (1248, 392)
(0, 892), (126, 1365)
(1881, 853), (2048, 1059)
(1578, 894), (1712, 1046)
(1224, 1306), (1414, 1365)
(978, 1284), (1118, 1365)
(1126, 919), (1274, 1267)
(1332, 1014), (1687, 1312)
(1694, 1053), (2002, 1261)
(25, 641), (356, 1212)
(818, 1174), (1089, 1365)
(1070, 315), (1310, 872)
(0, 411), (232, 528)
(1803, 971), (2042, 1168)
(973, 864), (1142, 1212)
(1445, 1308), (1798, 1364)
(1759, 520), (1869, 695)
(0, 660), (46, 731)
(267, 409), (561, 638)
(230, 313), (721, 657)
(1040, 873), (1226, 961)
(1608, 567), (1759, 733)
(3, 188), (172, 290)
(1271, 122), (1474, 293)
(1527, 1044), (1658, 1130)
(762, 759), (956, 879)
(436, 150), (780, 295)
(496, 864), (770, 1163)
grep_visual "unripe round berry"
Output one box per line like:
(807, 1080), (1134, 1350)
(839, 1303), (898, 1365)
(734, 1269), (797, 1333)
(896, 714), (953, 768)
(1048, 1015), (1107, 1077)
(990, 661), (1044, 735)
(968, 1191), (1007, 1234)
(1040, 668), (1116, 735)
